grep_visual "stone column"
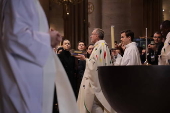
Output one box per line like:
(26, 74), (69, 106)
(39, 0), (50, 21)
(88, 0), (102, 42)
(102, 0), (144, 47)
(49, 3), (64, 36)
(102, 0), (131, 47)
(39, 0), (64, 36)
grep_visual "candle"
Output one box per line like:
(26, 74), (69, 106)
(146, 28), (147, 59)
(111, 25), (115, 48)
(146, 28), (147, 37)
(146, 28), (147, 46)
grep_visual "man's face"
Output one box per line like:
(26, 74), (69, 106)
(78, 42), (86, 51)
(90, 30), (99, 44)
(116, 49), (121, 54)
(120, 32), (131, 45)
(111, 49), (117, 56)
(62, 40), (71, 50)
(160, 25), (169, 38)
(87, 45), (94, 55)
(153, 33), (162, 44)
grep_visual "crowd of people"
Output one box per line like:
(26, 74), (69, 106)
(111, 21), (170, 66)
(52, 29), (141, 113)
(53, 20), (170, 113)
(1, 1), (170, 113)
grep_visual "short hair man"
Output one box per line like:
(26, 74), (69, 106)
(147, 32), (164, 65)
(62, 39), (71, 50)
(120, 30), (141, 65)
(78, 41), (86, 51)
(159, 20), (170, 65)
(153, 31), (162, 44)
(76, 28), (116, 113)
(58, 39), (77, 96)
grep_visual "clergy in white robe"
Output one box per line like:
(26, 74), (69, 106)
(120, 30), (141, 65)
(110, 48), (122, 66)
(0, 0), (79, 113)
(159, 20), (170, 65)
(76, 28), (116, 113)
(113, 53), (122, 66)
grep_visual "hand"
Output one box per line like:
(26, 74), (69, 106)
(49, 29), (62, 48)
(148, 44), (151, 49)
(151, 45), (156, 50)
(75, 54), (86, 60)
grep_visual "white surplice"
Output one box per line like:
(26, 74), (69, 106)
(0, 0), (78, 113)
(121, 42), (141, 65)
(77, 40), (116, 113)
(159, 32), (170, 65)
(113, 54), (122, 66)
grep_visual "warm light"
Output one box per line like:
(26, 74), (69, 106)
(53, 0), (83, 15)
(163, 9), (165, 11)
(53, 0), (83, 5)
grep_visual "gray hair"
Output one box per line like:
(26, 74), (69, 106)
(94, 28), (104, 39)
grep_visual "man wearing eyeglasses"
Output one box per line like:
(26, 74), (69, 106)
(147, 32), (164, 65)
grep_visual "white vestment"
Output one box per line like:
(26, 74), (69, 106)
(159, 32), (170, 65)
(113, 54), (122, 66)
(0, 0), (78, 113)
(77, 40), (116, 113)
(121, 42), (141, 65)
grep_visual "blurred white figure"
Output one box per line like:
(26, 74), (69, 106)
(120, 30), (141, 65)
(110, 48), (122, 65)
(0, 0), (78, 113)
(159, 20), (170, 65)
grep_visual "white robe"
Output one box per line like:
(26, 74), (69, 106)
(77, 40), (116, 113)
(0, 0), (78, 113)
(113, 54), (122, 66)
(159, 32), (170, 65)
(121, 42), (141, 65)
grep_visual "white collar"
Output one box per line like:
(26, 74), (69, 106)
(94, 40), (106, 46)
(125, 42), (136, 48)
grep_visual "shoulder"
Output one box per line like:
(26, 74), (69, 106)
(126, 45), (138, 53)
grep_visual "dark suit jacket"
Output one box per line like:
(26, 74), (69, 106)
(58, 50), (77, 96)
(148, 42), (164, 65)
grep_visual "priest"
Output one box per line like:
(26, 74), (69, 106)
(76, 28), (116, 113)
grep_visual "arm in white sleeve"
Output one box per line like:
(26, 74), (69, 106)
(3, 0), (51, 66)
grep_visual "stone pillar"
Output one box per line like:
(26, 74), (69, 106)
(49, 3), (64, 36)
(101, 0), (144, 47)
(88, 0), (102, 42)
(39, 0), (64, 36)
(102, 0), (131, 47)
(39, 0), (50, 21)
(131, 0), (143, 39)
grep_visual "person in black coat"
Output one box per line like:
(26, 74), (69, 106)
(147, 32), (164, 65)
(58, 39), (77, 97)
